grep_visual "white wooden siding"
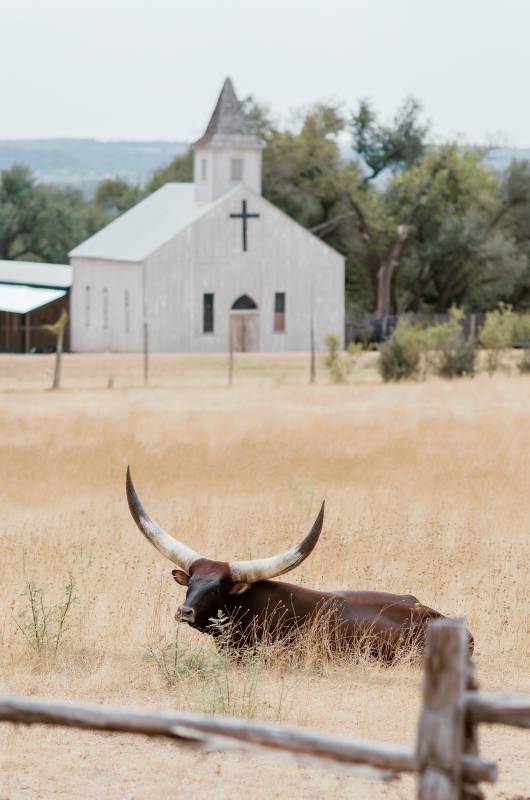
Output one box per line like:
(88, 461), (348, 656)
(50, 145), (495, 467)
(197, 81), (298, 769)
(70, 258), (143, 352)
(144, 186), (344, 353)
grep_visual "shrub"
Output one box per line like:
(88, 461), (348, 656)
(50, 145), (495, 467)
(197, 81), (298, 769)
(425, 308), (476, 378)
(518, 349), (530, 374)
(512, 313), (530, 348)
(357, 324), (374, 348)
(479, 304), (514, 374)
(13, 577), (77, 661)
(436, 339), (476, 377)
(378, 320), (427, 382)
(324, 334), (361, 382)
(146, 629), (212, 687)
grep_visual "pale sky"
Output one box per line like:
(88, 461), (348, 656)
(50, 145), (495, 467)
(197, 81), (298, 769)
(1, 0), (529, 145)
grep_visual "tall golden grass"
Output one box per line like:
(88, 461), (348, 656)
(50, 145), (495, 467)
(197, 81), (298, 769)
(0, 353), (528, 799)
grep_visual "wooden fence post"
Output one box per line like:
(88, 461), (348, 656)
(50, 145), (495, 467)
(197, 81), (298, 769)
(460, 659), (483, 800)
(228, 325), (234, 387)
(25, 312), (31, 353)
(416, 619), (469, 800)
(37, 309), (68, 390)
(469, 314), (476, 341)
(52, 320), (65, 390)
(310, 319), (316, 384)
(143, 322), (149, 386)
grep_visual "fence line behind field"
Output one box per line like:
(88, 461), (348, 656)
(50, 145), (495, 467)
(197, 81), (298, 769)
(345, 312), (485, 346)
(0, 351), (336, 392)
(0, 621), (528, 798)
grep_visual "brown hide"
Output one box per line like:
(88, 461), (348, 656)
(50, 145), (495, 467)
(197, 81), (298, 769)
(174, 561), (462, 660)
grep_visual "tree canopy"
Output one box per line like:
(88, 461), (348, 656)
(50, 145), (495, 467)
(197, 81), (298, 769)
(0, 164), (109, 264)
(246, 96), (530, 313)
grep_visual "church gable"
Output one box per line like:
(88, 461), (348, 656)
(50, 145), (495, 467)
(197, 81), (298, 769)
(143, 183), (344, 354)
(170, 185), (344, 267)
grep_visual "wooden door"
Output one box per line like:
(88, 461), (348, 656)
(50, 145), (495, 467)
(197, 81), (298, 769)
(230, 312), (260, 352)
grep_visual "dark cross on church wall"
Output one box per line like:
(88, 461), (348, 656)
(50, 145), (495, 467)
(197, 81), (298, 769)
(230, 199), (260, 252)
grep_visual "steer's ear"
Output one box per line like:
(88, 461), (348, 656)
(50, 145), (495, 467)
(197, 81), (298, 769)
(229, 581), (250, 595)
(172, 569), (189, 586)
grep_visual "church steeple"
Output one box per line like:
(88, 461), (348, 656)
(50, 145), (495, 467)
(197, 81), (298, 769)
(195, 78), (262, 146)
(193, 78), (264, 202)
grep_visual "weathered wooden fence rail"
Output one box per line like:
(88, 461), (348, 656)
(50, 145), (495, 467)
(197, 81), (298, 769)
(465, 692), (530, 728)
(0, 620), (527, 798)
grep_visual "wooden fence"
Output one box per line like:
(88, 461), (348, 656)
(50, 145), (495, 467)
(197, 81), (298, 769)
(0, 620), (528, 798)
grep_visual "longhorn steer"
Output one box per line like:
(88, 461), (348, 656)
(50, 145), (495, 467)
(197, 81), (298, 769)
(126, 468), (471, 659)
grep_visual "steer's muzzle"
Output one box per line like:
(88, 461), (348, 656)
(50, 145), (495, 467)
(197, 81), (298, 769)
(176, 605), (196, 624)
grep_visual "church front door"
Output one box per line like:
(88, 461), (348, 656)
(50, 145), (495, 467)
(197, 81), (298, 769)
(229, 295), (260, 352)
(230, 312), (260, 352)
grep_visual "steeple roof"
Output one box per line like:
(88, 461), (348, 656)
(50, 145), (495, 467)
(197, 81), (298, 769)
(194, 78), (263, 148)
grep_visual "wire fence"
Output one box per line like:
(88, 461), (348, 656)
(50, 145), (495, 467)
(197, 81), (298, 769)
(345, 312), (486, 345)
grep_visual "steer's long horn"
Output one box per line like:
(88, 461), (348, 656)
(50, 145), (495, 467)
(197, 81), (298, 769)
(126, 467), (201, 573)
(229, 501), (325, 583)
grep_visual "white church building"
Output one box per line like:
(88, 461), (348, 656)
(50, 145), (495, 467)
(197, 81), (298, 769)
(69, 79), (344, 352)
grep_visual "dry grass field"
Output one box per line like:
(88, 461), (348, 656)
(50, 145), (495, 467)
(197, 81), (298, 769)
(0, 352), (528, 799)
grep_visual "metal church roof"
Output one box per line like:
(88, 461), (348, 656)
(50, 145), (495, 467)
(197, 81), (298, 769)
(0, 260), (72, 288)
(0, 284), (66, 314)
(69, 183), (231, 262)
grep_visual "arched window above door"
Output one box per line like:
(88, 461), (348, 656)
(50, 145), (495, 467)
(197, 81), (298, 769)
(231, 294), (258, 310)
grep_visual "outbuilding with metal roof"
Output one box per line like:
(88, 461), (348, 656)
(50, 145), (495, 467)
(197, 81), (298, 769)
(0, 259), (71, 352)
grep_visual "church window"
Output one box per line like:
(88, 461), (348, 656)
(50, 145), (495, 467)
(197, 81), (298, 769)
(85, 286), (91, 328)
(124, 289), (130, 333)
(201, 159), (207, 181)
(203, 293), (214, 333)
(274, 292), (286, 332)
(103, 287), (109, 330)
(231, 158), (243, 182)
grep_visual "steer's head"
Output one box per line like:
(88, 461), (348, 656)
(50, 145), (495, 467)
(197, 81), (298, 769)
(126, 467), (325, 630)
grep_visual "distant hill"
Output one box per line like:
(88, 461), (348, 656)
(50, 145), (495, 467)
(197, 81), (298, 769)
(0, 139), (190, 193)
(0, 140), (528, 195)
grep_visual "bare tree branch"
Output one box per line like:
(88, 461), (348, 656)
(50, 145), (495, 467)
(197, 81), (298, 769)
(310, 211), (357, 236)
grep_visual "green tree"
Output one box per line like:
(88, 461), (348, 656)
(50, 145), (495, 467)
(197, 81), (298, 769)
(260, 103), (353, 226)
(397, 148), (529, 312)
(351, 96), (428, 184)
(146, 148), (193, 192)
(0, 165), (93, 263)
(0, 164), (115, 264)
(348, 99), (449, 315)
(245, 100), (371, 308)
(250, 96), (434, 313)
(27, 185), (89, 263)
(93, 177), (142, 214)
(0, 164), (41, 259)
(494, 160), (530, 309)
